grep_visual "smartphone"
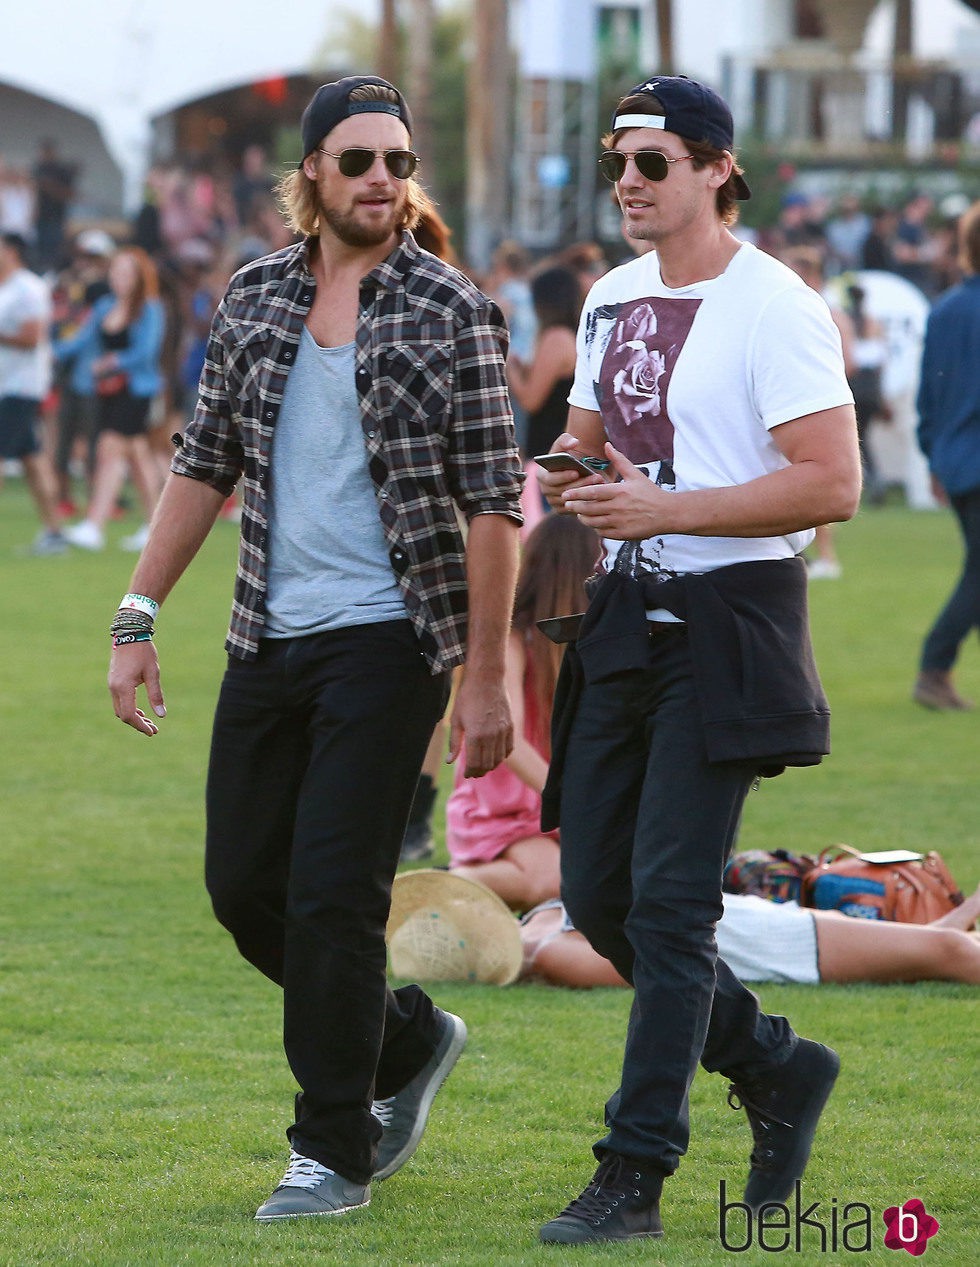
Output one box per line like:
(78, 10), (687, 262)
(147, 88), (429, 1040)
(533, 452), (610, 476)
(536, 613), (585, 644)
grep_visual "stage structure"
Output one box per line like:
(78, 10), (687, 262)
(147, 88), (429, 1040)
(509, 1), (653, 251)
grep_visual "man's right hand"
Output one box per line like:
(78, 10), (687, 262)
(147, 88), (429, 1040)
(108, 643), (166, 736)
(535, 432), (607, 513)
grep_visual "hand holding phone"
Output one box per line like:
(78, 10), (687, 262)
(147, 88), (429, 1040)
(533, 452), (611, 477)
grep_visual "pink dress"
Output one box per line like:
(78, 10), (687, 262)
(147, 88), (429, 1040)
(446, 667), (558, 865)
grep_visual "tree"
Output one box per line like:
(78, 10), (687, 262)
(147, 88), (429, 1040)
(378, 0), (399, 82)
(465, 0), (510, 270)
(405, 0), (435, 173)
(654, 0), (674, 73)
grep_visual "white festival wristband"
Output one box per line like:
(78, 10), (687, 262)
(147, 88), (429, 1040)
(118, 592), (159, 619)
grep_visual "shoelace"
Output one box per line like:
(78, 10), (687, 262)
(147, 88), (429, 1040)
(371, 1097), (395, 1128)
(727, 1084), (792, 1167)
(559, 1159), (640, 1225)
(278, 1148), (333, 1191)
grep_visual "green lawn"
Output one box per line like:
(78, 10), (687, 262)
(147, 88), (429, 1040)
(1, 482), (977, 1264)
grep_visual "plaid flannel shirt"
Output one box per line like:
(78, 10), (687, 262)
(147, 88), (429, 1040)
(173, 233), (524, 671)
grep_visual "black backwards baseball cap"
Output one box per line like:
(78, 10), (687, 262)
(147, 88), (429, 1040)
(299, 75), (413, 163)
(612, 75), (751, 200)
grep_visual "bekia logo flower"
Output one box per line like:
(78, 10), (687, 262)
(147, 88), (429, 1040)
(883, 1199), (940, 1255)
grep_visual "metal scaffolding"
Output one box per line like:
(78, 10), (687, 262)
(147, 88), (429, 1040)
(511, 73), (599, 248)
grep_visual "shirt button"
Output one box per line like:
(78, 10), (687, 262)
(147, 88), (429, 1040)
(367, 429), (378, 439)
(300, 293), (311, 303)
(265, 410), (274, 419)
(283, 350), (293, 360)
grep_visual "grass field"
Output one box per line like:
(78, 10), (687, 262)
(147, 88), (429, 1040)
(1, 480), (977, 1265)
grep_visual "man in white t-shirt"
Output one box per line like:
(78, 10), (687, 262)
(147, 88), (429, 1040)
(536, 77), (861, 1246)
(0, 232), (65, 554)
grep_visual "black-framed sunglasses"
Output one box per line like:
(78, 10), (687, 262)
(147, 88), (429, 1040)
(316, 147), (419, 180)
(598, 149), (694, 184)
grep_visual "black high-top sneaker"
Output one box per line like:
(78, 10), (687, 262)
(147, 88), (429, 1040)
(727, 1038), (840, 1211)
(539, 1153), (665, 1244)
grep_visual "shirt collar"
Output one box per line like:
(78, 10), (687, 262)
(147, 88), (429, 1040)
(363, 231), (418, 292)
(294, 231), (418, 293)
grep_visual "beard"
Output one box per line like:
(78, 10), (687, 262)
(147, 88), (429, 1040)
(318, 197), (404, 248)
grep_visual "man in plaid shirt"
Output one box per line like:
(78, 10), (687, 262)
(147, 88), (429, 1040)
(108, 76), (524, 1222)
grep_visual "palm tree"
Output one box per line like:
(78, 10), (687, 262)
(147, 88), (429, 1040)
(405, 0), (435, 178)
(465, 0), (510, 270)
(654, 0), (674, 73)
(378, 0), (398, 83)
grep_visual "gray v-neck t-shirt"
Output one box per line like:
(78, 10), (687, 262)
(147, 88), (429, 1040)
(263, 327), (407, 637)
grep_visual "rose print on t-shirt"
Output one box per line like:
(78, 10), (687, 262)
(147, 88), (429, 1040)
(592, 296), (701, 467)
(609, 303), (667, 424)
(585, 294), (701, 580)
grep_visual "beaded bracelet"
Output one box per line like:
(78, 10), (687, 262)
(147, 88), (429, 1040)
(109, 609), (155, 638)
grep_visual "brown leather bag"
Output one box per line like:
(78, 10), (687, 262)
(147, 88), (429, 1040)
(800, 846), (964, 924)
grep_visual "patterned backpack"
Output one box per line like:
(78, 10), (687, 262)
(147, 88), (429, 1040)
(722, 849), (818, 905)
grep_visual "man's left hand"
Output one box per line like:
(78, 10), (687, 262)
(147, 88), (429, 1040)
(562, 443), (669, 539)
(448, 673), (514, 778)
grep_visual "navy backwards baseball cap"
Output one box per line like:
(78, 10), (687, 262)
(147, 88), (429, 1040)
(612, 75), (750, 199)
(300, 75), (413, 162)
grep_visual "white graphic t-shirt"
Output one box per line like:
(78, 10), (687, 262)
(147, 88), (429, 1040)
(568, 242), (853, 580)
(0, 268), (51, 400)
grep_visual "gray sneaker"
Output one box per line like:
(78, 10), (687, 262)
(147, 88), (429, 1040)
(29, 530), (68, 556)
(371, 1008), (467, 1180)
(254, 1149), (370, 1222)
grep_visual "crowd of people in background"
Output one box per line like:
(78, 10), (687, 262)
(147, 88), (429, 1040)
(0, 140), (296, 553)
(1, 140), (977, 690)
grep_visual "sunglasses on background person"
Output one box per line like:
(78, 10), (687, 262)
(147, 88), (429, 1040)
(598, 149), (695, 184)
(316, 147), (420, 180)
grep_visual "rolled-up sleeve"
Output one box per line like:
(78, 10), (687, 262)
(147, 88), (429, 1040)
(171, 301), (244, 498)
(446, 300), (525, 521)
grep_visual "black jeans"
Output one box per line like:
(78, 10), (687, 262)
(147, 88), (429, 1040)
(205, 621), (451, 1185)
(559, 625), (795, 1175)
(920, 487), (980, 672)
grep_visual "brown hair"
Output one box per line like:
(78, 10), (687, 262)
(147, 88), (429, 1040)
(958, 200), (980, 276)
(113, 246), (159, 315)
(781, 245), (826, 283)
(413, 188), (460, 266)
(275, 164), (426, 238)
(602, 92), (743, 227)
(512, 515), (600, 753)
(530, 265), (582, 333)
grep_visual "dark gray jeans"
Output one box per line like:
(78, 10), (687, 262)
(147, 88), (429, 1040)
(559, 624), (796, 1174)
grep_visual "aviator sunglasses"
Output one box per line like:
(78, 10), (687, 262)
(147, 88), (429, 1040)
(316, 146), (419, 180)
(598, 149), (694, 184)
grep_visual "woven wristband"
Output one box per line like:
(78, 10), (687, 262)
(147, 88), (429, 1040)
(109, 609), (154, 638)
(118, 592), (159, 619)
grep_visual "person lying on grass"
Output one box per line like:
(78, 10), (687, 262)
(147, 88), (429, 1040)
(520, 885), (980, 988)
